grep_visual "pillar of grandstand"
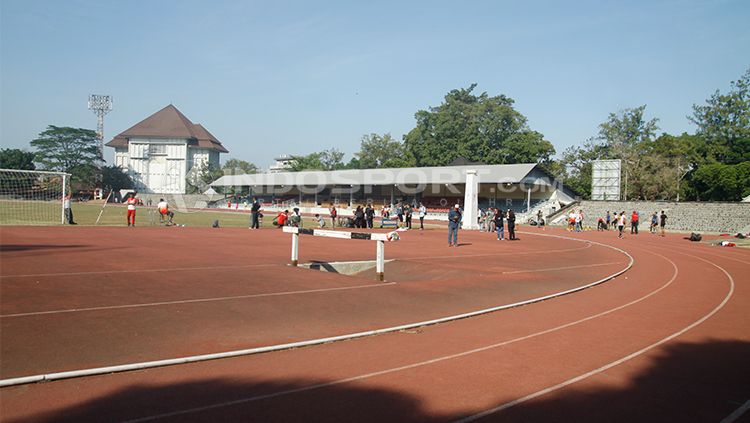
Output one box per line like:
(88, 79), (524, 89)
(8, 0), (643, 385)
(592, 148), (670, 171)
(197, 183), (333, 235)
(462, 170), (480, 229)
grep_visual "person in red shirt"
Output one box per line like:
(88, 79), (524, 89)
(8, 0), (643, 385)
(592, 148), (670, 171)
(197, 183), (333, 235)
(126, 192), (138, 227)
(273, 210), (289, 228)
(630, 210), (639, 234)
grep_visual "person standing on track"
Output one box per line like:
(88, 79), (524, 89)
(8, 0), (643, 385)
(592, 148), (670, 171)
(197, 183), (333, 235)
(365, 203), (375, 229)
(507, 209), (517, 240)
(448, 204), (461, 247)
(650, 212), (659, 234)
(605, 210), (612, 230)
(630, 210), (639, 234)
(250, 197), (261, 229)
(617, 211), (626, 239)
(418, 202), (427, 230)
(329, 204), (337, 228)
(494, 208), (505, 240)
(660, 210), (668, 237)
(126, 192), (138, 227)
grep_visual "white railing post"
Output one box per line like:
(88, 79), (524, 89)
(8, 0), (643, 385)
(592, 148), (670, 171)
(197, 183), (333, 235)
(291, 232), (299, 266)
(61, 174), (67, 224)
(376, 240), (385, 281)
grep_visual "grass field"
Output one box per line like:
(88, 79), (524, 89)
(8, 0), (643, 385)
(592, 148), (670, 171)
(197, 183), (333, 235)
(0, 201), (317, 229)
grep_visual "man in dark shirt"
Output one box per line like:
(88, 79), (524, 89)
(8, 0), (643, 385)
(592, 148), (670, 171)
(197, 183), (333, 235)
(250, 197), (261, 229)
(365, 204), (375, 228)
(448, 204), (462, 247)
(494, 208), (505, 240)
(659, 210), (667, 237)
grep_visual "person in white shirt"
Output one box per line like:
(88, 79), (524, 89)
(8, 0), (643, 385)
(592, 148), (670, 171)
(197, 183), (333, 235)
(617, 211), (627, 239)
(314, 213), (326, 228)
(126, 193), (138, 227)
(157, 198), (174, 225)
(418, 203), (427, 230)
(64, 193), (76, 225)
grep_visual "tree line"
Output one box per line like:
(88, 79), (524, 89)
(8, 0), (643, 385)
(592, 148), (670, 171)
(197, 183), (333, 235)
(288, 69), (749, 202)
(2, 69), (747, 201)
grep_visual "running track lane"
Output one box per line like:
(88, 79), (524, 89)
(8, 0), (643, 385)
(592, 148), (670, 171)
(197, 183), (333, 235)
(1, 229), (747, 422)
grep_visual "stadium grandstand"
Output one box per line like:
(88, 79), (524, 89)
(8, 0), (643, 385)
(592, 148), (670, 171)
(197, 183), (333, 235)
(210, 163), (577, 221)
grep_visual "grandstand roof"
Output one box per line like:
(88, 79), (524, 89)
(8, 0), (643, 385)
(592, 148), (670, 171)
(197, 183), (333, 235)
(212, 163), (553, 187)
(105, 105), (228, 153)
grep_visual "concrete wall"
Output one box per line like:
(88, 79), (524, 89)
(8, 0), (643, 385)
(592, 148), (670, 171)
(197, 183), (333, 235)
(568, 201), (750, 234)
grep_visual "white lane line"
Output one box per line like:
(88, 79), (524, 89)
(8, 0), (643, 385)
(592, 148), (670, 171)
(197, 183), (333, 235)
(673, 245), (750, 265)
(721, 399), (750, 423)
(408, 242), (592, 261)
(502, 261), (624, 274)
(454, 249), (735, 422)
(123, 247), (665, 423)
(0, 233), (632, 388)
(0, 283), (397, 318)
(0, 243), (592, 279)
(0, 264), (279, 279)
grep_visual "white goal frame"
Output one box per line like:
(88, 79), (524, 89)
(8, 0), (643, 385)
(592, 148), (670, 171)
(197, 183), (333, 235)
(0, 169), (70, 225)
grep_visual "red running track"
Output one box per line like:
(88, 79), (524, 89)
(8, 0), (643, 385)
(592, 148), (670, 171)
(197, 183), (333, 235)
(0, 225), (748, 422)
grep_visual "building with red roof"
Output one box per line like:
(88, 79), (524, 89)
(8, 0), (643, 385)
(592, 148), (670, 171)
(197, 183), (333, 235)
(106, 105), (228, 194)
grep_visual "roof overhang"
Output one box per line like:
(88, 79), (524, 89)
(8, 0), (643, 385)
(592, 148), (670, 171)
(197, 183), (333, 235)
(212, 163), (542, 187)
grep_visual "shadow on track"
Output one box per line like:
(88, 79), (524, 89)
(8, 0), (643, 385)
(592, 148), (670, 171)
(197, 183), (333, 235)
(6, 341), (748, 422)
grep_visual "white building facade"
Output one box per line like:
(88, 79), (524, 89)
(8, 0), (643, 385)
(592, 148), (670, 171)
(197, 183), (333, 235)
(107, 105), (227, 194)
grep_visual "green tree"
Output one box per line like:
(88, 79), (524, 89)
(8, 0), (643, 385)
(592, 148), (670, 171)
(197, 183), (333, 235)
(595, 105), (660, 200)
(403, 84), (555, 167)
(0, 148), (36, 170)
(101, 165), (134, 192)
(222, 158), (258, 175)
(320, 148), (345, 170)
(556, 139), (610, 199)
(290, 152), (324, 171)
(690, 68), (750, 164)
(356, 133), (415, 168)
(30, 126), (101, 188)
(186, 163), (223, 194)
(290, 148), (346, 171)
(31, 126), (101, 171)
(686, 162), (750, 201)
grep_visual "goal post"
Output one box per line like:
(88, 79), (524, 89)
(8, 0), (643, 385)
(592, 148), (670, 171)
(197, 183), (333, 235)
(0, 169), (70, 225)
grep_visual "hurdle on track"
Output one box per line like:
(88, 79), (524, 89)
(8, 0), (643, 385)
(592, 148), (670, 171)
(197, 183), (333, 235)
(282, 226), (400, 281)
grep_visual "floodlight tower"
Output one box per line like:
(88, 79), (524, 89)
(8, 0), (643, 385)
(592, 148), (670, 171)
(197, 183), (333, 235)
(88, 94), (113, 162)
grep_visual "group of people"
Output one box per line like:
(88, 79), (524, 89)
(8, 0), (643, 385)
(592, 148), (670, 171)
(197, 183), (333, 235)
(477, 207), (518, 241)
(449, 205), (518, 247)
(327, 202), (428, 230)
(116, 192), (174, 227)
(272, 207), (302, 228)
(567, 209), (586, 232)
(596, 210), (668, 238)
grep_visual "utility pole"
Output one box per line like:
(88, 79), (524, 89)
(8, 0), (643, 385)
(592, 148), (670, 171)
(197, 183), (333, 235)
(88, 94), (113, 163)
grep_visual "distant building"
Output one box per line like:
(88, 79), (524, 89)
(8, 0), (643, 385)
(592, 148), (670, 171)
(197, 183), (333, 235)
(269, 155), (296, 173)
(106, 105), (228, 194)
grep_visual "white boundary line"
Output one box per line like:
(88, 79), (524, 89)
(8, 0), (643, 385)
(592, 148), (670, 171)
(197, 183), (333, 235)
(0, 232), (632, 388)
(0, 283), (397, 318)
(721, 399), (750, 423)
(454, 248), (735, 422)
(123, 246), (675, 423)
(502, 261), (624, 274)
(0, 264), (278, 279)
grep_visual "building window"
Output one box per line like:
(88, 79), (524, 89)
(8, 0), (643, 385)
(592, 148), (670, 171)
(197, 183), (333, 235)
(149, 144), (167, 156)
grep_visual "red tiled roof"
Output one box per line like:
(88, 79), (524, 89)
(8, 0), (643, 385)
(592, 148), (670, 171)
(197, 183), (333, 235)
(105, 105), (228, 153)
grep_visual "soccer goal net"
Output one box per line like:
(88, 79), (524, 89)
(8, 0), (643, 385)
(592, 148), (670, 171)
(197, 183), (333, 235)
(0, 169), (70, 225)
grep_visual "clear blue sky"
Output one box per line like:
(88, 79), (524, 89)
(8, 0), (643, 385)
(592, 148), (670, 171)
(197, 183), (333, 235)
(1, 0), (748, 170)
